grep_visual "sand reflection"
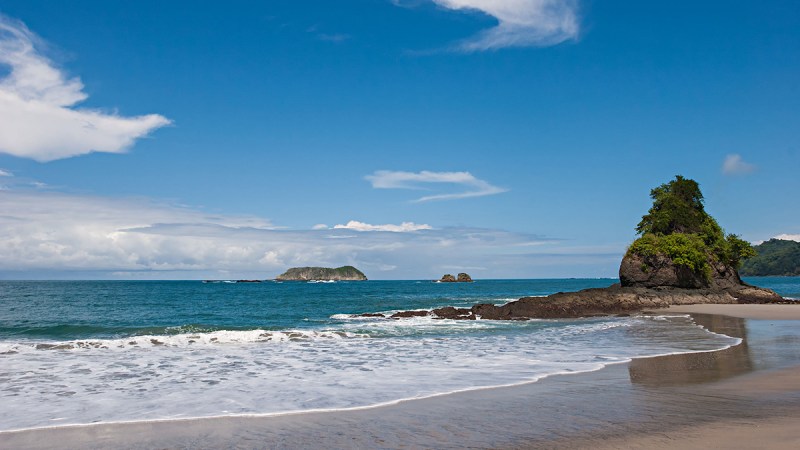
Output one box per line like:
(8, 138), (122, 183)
(629, 313), (753, 386)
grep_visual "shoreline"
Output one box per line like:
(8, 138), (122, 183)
(2, 305), (800, 448)
(0, 340), (740, 436)
(648, 303), (800, 320)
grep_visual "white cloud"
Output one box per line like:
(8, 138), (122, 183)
(333, 220), (433, 232)
(722, 154), (756, 176)
(365, 170), (507, 202)
(774, 234), (800, 242)
(312, 224), (329, 230)
(0, 190), (599, 279)
(0, 169), (12, 176)
(0, 15), (170, 162)
(425, 0), (580, 51)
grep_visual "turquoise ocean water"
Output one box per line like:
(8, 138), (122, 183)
(0, 277), (796, 431)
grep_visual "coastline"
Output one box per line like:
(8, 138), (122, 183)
(648, 303), (800, 320)
(2, 305), (799, 449)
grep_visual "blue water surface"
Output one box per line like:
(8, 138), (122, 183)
(1, 277), (797, 341)
(0, 279), (616, 340)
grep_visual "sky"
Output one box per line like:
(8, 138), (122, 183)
(0, 0), (798, 280)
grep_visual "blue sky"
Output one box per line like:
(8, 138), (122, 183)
(0, 0), (798, 279)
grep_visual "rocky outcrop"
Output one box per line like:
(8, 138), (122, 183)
(438, 273), (473, 282)
(470, 284), (785, 320)
(619, 253), (742, 289)
(389, 310), (429, 319)
(383, 283), (787, 321)
(276, 266), (367, 281)
(457, 273), (473, 282)
(379, 247), (786, 320)
(431, 306), (476, 320)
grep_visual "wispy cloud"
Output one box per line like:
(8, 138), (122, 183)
(0, 169), (12, 177)
(318, 33), (351, 43)
(0, 15), (170, 162)
(722, 154), (756, 176)
(333, 220), (432, 232)
(407, 0), (580, 51)
(0, 190), (593, 279)
(365, 170), (507, 202)
(306, 25), (351, 43)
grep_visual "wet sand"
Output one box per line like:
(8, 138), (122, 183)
(651, 303), (800, 320)
(2, 310), (800, 449)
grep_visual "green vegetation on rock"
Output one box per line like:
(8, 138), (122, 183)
(627, 176), (755, 280)
(740, 239), (800, 276)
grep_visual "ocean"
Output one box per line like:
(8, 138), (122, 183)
(1, 277), (797, 432)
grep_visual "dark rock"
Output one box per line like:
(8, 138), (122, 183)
(358, 313), (386, 318)
(432, 306), (475, 320)
(388, 283), (786, 321)
(619, 253), (742, 290)
(730, 286), (787, 304)
(389, 310), (430, 319)
(457, 273), (473, 282)
(438, 273), (473, 282)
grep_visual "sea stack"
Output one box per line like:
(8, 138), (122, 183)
(393, 176), (785, 321)
(438, 273), (473, 282)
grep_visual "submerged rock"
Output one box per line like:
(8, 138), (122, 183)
(389, 310), (429, 319)
(431, 306), (475, 320)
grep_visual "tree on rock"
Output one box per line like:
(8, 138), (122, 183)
(622, 176), (755, 288)
(636, 175), (707, 235)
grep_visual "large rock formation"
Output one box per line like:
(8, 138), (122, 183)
(380, 283), (786, 321)
(382, 176), (789, 320)
(276, 266), (367, 281)
(619, 253), (742, 290)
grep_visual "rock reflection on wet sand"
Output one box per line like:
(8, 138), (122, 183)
(629, 314), (754, 386)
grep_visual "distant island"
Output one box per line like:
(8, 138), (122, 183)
(276, 266), (367, 281)
(740, 239), (800, 276)
(438, 273), (473, 282)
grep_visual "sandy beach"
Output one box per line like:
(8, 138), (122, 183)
(651, 303), (800, 320)
(2, 304), (799, 449)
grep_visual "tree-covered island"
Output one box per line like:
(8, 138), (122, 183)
(621, 175), (755, 288)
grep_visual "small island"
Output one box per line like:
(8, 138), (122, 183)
(386, 176), (786, 321)
(276, 266), (367, 281)
(438, 273), (473, 282)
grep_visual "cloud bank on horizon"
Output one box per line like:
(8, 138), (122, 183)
(0, 15), (170, 162)
(0, 190), (609, 279)
(366, 170), (507, 201)
(333, 220), (433, 232)
(415, 0), (580, 51)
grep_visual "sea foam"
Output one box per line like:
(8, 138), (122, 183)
(0, 315), (738, 432)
